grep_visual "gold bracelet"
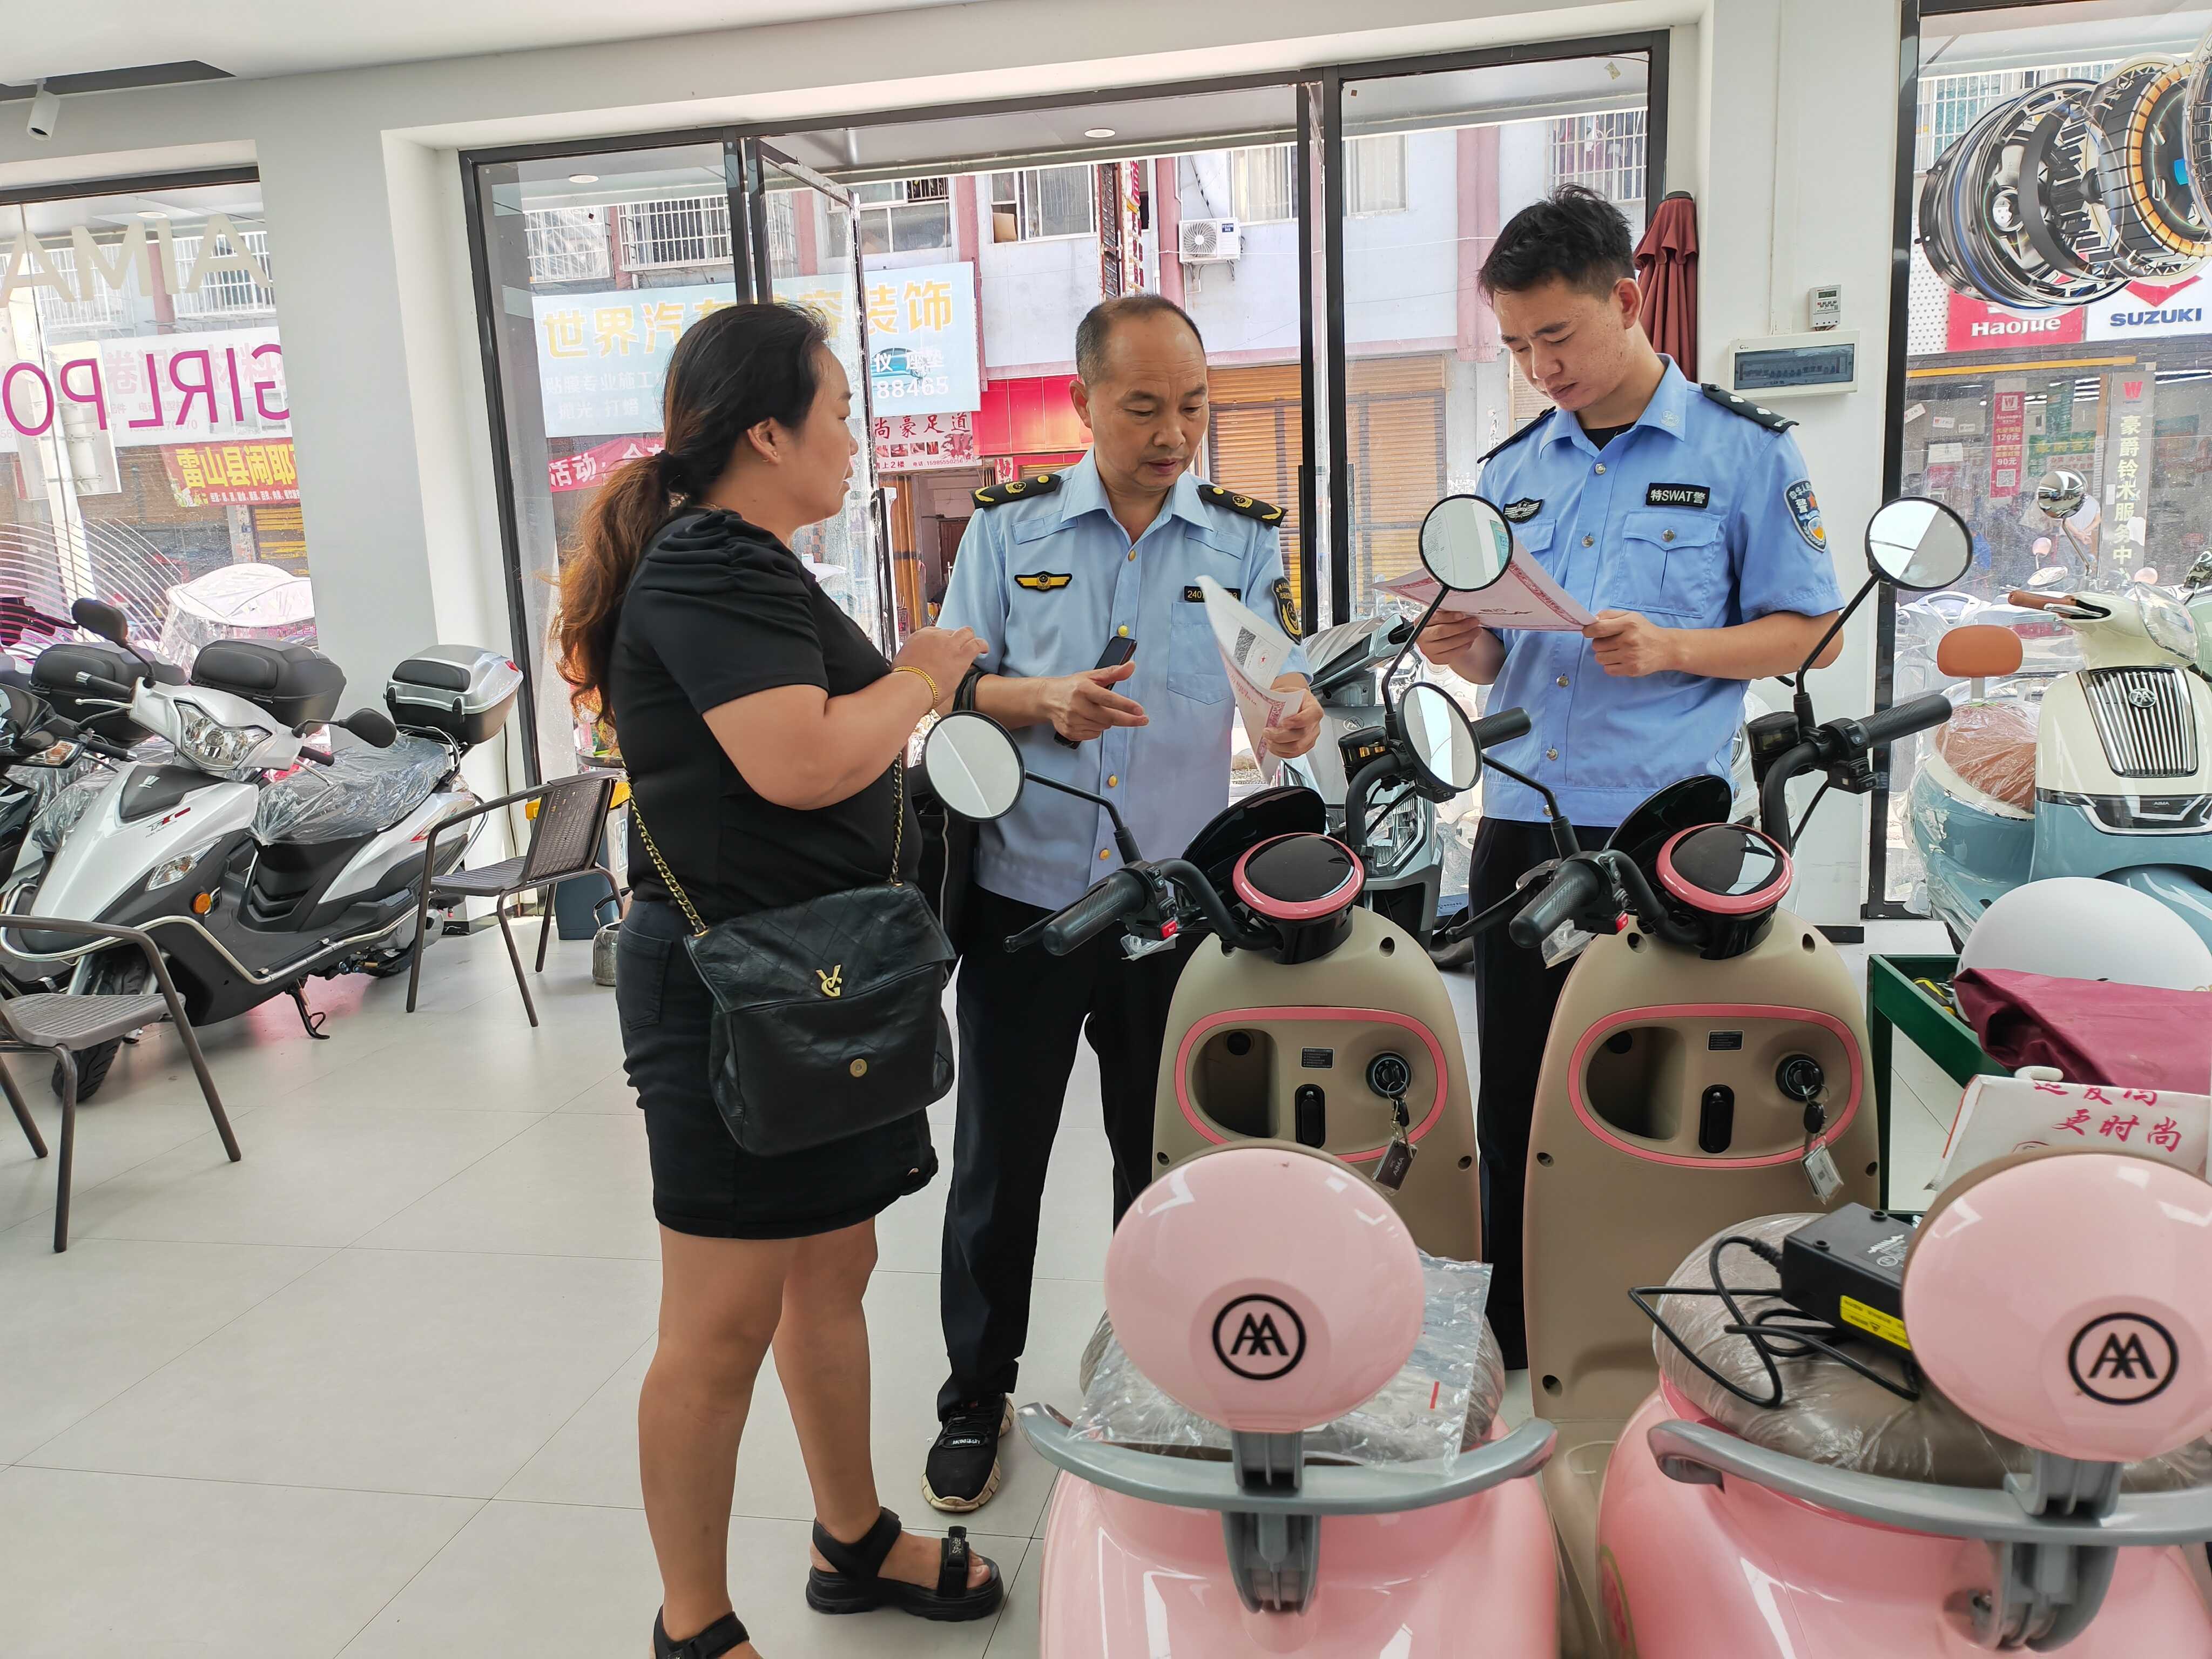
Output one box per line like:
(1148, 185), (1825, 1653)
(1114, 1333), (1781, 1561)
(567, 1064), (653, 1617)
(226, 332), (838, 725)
(893, 663), (940, 705)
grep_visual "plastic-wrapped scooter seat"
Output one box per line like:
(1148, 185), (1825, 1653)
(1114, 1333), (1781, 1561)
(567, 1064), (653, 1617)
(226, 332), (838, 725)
(1930, 699), (2039, 812)
(1070, 1250), (1506, 1467)
(252, 732), (453, 845)
(1651, 1213), (2212, 1492)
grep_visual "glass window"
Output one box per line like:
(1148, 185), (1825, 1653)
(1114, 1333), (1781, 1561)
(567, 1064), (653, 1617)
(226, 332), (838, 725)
(1880, 4), (2212, 912)
(1345, 135), (1408, 216)
(843, 178), (954, 257)
(0, 175), (316, 674)
(471, 144), (737, 772)
(1229, 145), (1296, 224)
(1548, 110), (1648, 208)
(988, 165), (1095, 241)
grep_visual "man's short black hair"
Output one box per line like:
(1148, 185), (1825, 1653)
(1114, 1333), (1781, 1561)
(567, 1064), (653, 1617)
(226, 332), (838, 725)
(1478, 185), (1637, 299)
(1076, 293), (1206, 384)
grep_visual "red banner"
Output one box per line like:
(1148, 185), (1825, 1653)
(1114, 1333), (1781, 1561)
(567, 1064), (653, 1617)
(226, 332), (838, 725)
(1990, 388), (2025, 500)
(548, 434), (663, 494)
(161, 439), (299, 507)
(1945, 293), (2084, 354)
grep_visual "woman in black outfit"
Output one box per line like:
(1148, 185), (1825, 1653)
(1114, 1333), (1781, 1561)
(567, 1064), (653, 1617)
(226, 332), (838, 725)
(556, 302), (996, 1659)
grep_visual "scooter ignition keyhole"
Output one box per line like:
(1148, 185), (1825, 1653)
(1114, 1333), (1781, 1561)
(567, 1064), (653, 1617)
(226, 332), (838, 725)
(1366, 1052), (1413, 1100)
(1776, 1055), (1826, 1105)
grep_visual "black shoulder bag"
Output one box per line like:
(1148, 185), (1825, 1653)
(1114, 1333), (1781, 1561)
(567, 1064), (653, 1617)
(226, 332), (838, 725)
(629, 760), (955, 1158)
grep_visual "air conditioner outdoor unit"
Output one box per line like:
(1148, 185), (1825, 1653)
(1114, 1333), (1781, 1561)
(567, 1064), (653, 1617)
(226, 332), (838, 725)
(1179, 218), (1242, 263)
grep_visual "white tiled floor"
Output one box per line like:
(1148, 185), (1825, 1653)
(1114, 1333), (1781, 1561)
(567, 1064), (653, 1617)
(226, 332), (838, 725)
(0, 920), (1951, 1658)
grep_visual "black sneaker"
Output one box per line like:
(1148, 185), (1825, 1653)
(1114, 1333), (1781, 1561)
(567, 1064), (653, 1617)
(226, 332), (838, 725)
(923, 1395), (1012, 1513)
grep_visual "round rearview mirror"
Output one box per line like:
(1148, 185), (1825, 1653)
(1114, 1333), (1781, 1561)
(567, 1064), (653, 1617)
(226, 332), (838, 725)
(922, 711), (1026, 822)
(1866, 497), (1973, 591)
(2033, 469), (2087, 522)
(1398, 682), (1481, 795)
(1418, 495), (1513, 593)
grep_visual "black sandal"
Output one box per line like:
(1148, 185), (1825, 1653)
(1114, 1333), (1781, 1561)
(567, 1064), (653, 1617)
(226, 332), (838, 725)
(805, 1507), (1003, 1621)
(652, 1608), (748, 1657)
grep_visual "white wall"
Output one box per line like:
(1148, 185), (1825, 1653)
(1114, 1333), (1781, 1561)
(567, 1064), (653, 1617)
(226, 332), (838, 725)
(0, 0), (1913, 915)
(976, 230), (1098, 374)
(1343, 129), (1460, 349)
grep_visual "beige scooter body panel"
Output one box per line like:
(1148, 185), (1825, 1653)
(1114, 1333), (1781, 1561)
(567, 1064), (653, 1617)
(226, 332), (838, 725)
(1152, 905), (1482, 1260)
(1522, 907), (1880, 1652)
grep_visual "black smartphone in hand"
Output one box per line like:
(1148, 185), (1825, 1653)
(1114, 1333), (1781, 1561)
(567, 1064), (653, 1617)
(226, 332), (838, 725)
(1055, 636), (1139, 747)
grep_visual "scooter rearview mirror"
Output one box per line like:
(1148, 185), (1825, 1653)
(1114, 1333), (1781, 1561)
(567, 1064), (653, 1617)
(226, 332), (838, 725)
(1865, 497), (1973, 592)
(338, 708), (398, 750)
(1398, 682), (1481, 795)
(70, 598), (130, 648)
(923, 711), (1026, 822)
(1418, 495), (1514, 594)
(2033, 469), (2087, 522)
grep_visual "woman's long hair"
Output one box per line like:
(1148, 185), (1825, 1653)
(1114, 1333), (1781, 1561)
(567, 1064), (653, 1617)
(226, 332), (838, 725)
(554, 300), (829, 716)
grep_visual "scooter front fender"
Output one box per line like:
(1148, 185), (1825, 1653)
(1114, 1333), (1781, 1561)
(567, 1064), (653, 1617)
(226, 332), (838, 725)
(1035, 1461), (1556, 1657)
(2106, 865), (2212, 954)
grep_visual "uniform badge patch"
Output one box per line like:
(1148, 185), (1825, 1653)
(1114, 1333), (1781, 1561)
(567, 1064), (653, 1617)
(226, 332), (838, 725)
(1014, 571), (1073, 592)
(1269, 577), (1302, 639)
(1184, 585), (1238, 602)
(1785, 480), (1826, 551)
(1645, 483), (1710, 509)
(1501, 497), (1544, 524)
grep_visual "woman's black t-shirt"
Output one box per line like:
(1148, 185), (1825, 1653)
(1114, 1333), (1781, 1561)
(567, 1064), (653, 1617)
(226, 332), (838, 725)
(608, 509), (919, 923)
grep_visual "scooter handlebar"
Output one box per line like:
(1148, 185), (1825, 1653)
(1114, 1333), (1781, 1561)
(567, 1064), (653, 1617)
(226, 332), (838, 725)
(1847, 693), (1955, 750)
(70, 672), (137, 702)
(1032, 868), (1150, 957)
(1468, 707), (1531, 747)
(1507, 857), (1608, 952)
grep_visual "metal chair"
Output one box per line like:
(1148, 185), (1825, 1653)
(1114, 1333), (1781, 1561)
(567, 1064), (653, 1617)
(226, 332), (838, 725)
(0, 919), (238, 1252)
(404, 770), (623, 1027)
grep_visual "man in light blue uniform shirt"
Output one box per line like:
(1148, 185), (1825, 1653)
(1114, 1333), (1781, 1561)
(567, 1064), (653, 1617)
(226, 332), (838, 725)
(1420, 187), (1845, 1368)
(923, 294), (1320, 1511)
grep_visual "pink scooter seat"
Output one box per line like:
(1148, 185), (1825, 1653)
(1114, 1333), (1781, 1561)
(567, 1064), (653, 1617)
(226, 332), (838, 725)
(1651, 1208), (2212, 1493)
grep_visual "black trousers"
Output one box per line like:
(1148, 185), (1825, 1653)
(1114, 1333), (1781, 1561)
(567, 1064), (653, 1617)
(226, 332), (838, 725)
(938, 884), (1192, 1418)
(1467, 814), (1614, 1372)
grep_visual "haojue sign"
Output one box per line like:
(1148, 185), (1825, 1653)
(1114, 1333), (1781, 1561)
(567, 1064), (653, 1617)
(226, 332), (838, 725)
(0, 214), (289, 444)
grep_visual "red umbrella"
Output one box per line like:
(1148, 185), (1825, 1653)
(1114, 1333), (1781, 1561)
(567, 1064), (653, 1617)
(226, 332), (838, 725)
(1635, 192), (1698, 377)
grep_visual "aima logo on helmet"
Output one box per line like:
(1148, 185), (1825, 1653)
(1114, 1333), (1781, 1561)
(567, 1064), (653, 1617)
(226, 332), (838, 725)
(2068, 1312), (2180, 1406)
(1212, 1293), (1308, 1380)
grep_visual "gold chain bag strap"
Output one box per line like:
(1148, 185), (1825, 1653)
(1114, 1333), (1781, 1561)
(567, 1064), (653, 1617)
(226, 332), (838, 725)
(627, 755), (953, 1157)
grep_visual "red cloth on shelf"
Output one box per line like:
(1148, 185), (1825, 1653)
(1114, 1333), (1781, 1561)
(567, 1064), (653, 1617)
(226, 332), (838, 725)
(1952, 969), (2212, 1092)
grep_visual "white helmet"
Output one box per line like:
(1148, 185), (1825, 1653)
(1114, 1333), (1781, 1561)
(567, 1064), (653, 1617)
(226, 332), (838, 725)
(1960, 876), (2212, 990)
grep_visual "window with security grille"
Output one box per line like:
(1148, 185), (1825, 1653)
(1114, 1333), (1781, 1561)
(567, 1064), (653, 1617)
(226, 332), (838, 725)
(826, 177), (954, 259)
(1547, 110), (1647, 207)
(617, 194), (733, 269)
(170, 227), (276, 320)
(30, 243), (129, 334)
(524, 206), (610, 284)
(989, 165), (1095, 241)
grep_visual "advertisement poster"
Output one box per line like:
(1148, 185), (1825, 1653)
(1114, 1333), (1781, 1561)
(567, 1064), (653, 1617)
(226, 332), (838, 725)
(162, 437), (300, 506)
(531, 281), (734, 440)
(2102, 367), (2156, 563)
(1945, 292), (2083, 353)
(1989, 382), (2025, 501)
(873, 413), (976, 470)
(773, 262), (980, 419)
(549, 434), (664, 494)
(3, 327), (291, 448)
(2085, 275), (2212, 341)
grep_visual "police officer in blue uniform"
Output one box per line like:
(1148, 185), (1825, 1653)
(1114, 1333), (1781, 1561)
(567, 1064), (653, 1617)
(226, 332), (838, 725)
(1421, 187), (1846, 1368)
(925, 294), (1321, 1509)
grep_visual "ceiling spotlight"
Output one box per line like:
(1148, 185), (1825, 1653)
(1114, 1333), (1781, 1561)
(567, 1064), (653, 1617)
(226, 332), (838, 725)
(1084, 128), (1116, 140)
(27, 82), (59, 142)
(568, 173), (599, 184)
(137, 210), (168, 220)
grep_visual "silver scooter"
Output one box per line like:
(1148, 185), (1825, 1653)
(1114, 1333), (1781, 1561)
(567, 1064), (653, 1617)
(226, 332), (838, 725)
(0, 602), (519, 1096)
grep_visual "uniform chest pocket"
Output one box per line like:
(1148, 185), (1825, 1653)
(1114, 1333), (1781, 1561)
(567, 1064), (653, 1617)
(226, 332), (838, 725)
(1605, 510), (1727, 622)
(1168, 613), (1229, 704)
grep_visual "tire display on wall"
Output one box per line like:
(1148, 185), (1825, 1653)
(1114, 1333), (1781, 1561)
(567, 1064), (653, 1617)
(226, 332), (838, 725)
(1920, 52), (2212, 308)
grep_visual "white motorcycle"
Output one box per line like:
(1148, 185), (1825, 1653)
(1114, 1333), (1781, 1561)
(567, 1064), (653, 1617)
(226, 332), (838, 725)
(1, 601), (518, 1096)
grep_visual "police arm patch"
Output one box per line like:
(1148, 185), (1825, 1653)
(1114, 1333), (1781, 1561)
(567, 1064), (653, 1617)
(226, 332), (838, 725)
(1269, 577), (1302, 639)
(1785, 481), (1826, 552)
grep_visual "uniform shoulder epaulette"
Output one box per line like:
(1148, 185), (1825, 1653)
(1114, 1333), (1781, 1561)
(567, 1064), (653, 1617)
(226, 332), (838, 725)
(1476, 414), (1547, 464)
(1700, 383), (1798, 433)
(1198, 483), (1286, 526)
(973, 472), (1062, 509)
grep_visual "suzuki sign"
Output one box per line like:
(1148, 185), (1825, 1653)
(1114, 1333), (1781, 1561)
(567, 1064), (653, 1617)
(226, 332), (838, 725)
(2085, 276), (2212, 340)
(1945, 293), (2084, 353)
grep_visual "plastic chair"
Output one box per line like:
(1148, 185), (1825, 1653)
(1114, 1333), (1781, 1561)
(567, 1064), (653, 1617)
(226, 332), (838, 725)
(0, 919), (238, 1252)
(404, 770), (622, 1027)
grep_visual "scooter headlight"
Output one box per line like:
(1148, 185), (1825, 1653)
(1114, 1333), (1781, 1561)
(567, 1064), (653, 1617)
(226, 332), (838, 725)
(2134, 584), (2200, 661)
(174, 700), (274, 777)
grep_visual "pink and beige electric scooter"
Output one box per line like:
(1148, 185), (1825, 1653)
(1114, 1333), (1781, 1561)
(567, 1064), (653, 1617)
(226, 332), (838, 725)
(1496, 495), (2212, 1653)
